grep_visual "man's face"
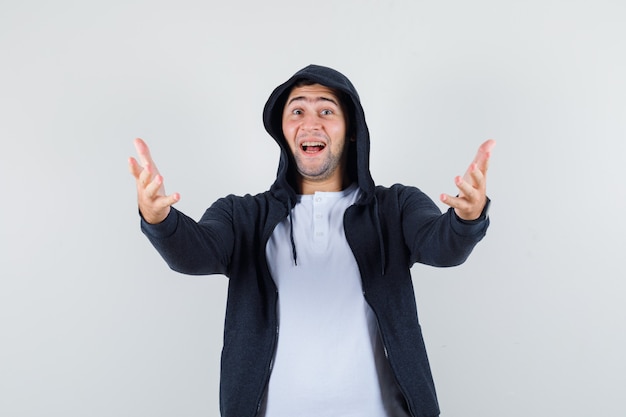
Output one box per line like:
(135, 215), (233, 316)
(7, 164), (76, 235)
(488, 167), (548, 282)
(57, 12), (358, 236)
(282, 84), (349, 187)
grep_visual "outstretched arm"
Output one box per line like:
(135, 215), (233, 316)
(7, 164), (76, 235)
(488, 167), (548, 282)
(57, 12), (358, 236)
(128, 138), (180, 224)
(440, 139), (496, 221)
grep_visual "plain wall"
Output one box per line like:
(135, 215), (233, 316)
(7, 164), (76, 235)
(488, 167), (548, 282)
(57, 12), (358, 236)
(1, 1), (625, 416)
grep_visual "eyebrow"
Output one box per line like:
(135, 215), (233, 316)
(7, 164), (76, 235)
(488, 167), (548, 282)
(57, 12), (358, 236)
(286, 96), (339, 107)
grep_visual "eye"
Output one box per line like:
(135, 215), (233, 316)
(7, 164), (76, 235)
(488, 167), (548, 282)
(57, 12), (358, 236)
(292, 109), (303, 115)
(320, 109), (333, 116)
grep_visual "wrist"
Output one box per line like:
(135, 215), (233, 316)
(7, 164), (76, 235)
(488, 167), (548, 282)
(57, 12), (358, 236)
(456, 197), (490, 224)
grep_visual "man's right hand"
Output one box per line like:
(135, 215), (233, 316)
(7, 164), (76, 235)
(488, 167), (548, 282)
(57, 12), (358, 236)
(128, 138), (180, 224)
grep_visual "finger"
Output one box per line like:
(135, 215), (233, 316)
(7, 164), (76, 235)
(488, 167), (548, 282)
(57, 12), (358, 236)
(152, 192), (181, 210)
(167, 192), (180, 206)
(144, 175), (160, 198)
(454, 175), (478, 201)
(144, 174), (166, 199)
(462, 162), (476, 184)
(472, 139), (496, 173)
(467, 164), (486, 191)
(138, 163), (154, 188)
(128, 157), (143, 179)
(463, 140), (495, 183)
(440, 193), (454, 207)
(465, 141), (494, 177)
(134, 138), (156, 169)
(440, 193), (468, 211)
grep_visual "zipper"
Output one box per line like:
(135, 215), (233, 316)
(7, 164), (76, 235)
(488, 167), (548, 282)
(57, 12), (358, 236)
(344, 204), (417, 416)
(254, 211), (285, 416)
(364, 291), (417, 417)
(254, 292), (279, 417)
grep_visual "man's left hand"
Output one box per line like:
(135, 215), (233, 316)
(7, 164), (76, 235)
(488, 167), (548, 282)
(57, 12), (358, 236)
(440, 139), (496, 221)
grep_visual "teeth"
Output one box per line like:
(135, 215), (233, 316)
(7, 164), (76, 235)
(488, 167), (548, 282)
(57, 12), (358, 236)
(302, 142), (325, 153)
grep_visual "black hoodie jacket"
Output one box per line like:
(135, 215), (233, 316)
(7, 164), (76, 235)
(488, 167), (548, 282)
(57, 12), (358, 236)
(141, 64), (489, 417)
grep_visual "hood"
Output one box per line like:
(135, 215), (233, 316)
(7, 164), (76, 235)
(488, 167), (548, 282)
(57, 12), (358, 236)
(263, 64), (375, 205)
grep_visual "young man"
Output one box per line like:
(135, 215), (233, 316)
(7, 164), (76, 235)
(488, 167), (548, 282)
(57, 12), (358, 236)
(129, 64), (495, 417)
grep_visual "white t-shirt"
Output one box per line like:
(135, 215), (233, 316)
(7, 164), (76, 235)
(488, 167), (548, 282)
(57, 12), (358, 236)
(262, 184), (409, 417)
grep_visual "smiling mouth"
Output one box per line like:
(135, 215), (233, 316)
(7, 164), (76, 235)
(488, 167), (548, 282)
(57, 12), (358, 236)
(301, 141), (326, 153)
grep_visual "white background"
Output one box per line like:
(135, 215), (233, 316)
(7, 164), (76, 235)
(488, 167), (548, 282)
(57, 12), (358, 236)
(1, 1), (625, 416)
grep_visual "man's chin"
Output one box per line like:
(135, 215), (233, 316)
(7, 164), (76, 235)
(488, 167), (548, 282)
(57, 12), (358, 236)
(295, 162), (329, 179)
(298, 171), (331, 182)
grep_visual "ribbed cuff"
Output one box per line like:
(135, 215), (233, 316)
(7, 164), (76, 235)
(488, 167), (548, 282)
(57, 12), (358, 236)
(140, 207), (179, 239)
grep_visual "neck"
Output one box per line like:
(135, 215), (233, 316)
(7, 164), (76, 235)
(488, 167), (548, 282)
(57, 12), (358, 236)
(297, 178), (338, 195)
(296, 173), (351, 195)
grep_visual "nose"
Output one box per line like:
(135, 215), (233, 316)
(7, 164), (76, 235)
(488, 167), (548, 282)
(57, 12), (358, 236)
(301, 113), (321, 130)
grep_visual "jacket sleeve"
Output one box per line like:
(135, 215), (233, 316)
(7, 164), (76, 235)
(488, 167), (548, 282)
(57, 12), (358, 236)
(140, 198), (235, 276)
(399, 186), (489, 267)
